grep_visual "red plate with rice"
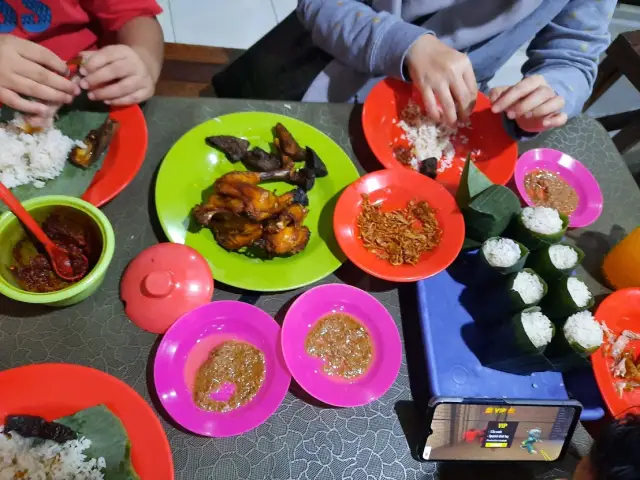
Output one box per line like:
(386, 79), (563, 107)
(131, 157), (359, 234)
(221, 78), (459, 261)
(362, 78), (518, 193)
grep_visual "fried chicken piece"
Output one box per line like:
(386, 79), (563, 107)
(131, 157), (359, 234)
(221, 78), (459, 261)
(263, 225), (311, 256)
(274, 123), (306, 162)
(213, 171), (308, 221)
(192, 194), (245, 226)
(264, 203), (308, 234)
(209, 212), (264, 250)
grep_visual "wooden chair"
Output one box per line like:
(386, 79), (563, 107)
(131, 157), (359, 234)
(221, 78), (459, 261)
(584, 31), (640, 154)
(156, 43), (243, 97)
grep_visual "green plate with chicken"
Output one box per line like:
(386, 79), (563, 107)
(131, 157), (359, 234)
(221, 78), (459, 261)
(155, 112), (361, 292)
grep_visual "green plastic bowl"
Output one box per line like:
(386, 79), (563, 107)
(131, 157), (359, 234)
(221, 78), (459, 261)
(0, 196), (115, 307)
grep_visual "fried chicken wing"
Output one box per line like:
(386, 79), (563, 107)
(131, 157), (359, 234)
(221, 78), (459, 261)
(263, 225), (311, 256)
(193, 194), (244, 226)
(274, 123), (306, 162)
(213, 171), (308, 221)
(209, 212), (263, 250)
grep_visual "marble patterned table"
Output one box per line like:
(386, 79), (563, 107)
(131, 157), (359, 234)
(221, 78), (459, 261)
(1, 98), (638, 480)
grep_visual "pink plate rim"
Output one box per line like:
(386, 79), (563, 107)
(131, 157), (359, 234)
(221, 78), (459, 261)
(514, 148), (603, 228)
(281, 283), (402, 407)
(153, 300), (291, 437)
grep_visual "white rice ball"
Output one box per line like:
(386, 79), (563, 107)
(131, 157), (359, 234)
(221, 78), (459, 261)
(482, 238), (521, 267)
(549, 245), (578, 269)
(521, 207), (563, 235)
(512, 271), (545, 304)
(521, 311), (554, 348)
(564, 311), (603, 351)
(567, 277), (592, 308)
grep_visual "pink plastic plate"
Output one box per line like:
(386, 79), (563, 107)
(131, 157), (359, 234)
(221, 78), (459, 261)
(515, 148), (603, 228)
(154, 301), (291, 437)
(281, 284), (402, 407)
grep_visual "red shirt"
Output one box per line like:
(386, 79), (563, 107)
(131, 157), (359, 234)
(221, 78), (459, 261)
(0, 0), (162, 60)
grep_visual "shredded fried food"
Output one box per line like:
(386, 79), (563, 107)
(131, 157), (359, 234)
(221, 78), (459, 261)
(356, 194), (442, 265)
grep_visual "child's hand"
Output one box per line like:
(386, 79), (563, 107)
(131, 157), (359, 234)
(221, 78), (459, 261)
(79, 45), (155, 106)
(0, 35), (79, 114)
(489, 75), (567, 133)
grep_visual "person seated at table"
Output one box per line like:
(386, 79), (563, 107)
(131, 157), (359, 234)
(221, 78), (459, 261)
(0, 0), (164, 118)
(572, 414), (640, 480)
(298, 0), (615, 137)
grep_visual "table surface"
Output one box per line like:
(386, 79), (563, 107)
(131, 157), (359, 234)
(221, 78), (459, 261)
(1, 98), (639, 480)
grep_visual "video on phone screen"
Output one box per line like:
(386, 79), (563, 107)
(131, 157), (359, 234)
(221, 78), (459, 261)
(423, 404), (576, 461)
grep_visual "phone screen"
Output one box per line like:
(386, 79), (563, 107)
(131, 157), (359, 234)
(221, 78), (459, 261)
(422, 403), (580, 462)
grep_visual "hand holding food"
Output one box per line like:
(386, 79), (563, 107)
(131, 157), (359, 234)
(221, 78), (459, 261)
(80, 45), (155, 106)
(0, 35), (79, 115)
(406, 34), (477, 125)
(490, 75), (568, 133)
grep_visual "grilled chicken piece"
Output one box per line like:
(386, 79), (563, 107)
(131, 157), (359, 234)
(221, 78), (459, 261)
(192, 194), (245, 226)
(264, 203), (308, 234)
(243, 147), (281, 172)
(209, 212), (263, 250)
(206, 135), (250, 163)
(263, 225), (311, 256)
(274, 123), (306, 162)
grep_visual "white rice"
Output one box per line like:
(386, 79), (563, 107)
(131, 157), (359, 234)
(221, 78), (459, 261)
(512, 271), (545, 304)
(567, 277), (592, 308)
(396, 101), (457, 173)
(521, 206), (563, 235)
(0, 427), (106, 479)
(521, 311), (554, 348)
(0, 114), (81, 189)
(482, 237), (521, 267)
(564, 311), (603, 350)
(549, 245), (578, 269)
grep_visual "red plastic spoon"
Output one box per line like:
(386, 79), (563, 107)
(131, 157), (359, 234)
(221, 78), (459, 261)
(0, 183), (89, 282)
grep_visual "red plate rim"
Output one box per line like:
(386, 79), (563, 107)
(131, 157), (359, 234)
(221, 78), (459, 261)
(0, 363), (174, 479)
(333, 169), (465, 282)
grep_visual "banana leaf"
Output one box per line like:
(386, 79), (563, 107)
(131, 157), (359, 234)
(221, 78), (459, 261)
(509, 209), (569, 251)
(456, 156), (521, 243)
(526, 243), (585, 282)
(479, 237), (530, 275)
(543, 319), (595, 372)
(541, 275), (595, 320)
(57, 404), (139, 479)
(0, 95), (110, 214)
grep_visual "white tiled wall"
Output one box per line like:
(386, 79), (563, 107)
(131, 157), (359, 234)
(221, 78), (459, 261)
(158, 0), (296, 49)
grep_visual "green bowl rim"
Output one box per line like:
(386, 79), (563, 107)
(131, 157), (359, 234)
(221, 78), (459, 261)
(0, 195), (115, 303)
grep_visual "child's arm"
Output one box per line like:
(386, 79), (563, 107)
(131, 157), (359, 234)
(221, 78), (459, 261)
(521, 0), (616, 118)
(298, 0), (429, 79)
(116, 16), (164, 84)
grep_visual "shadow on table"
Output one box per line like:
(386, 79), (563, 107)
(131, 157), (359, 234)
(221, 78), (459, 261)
(334, 262), (398, 293)
(148, 159), (170, 243)
(348, 104), (382, 174)
(0, 296), (52, 318)
(567, 224), (627, 285)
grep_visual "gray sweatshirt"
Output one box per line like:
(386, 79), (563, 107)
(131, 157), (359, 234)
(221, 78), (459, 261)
(299, 0), (614, 118)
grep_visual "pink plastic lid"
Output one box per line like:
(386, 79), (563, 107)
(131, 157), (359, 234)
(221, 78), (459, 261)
(121, 243), (214, 334)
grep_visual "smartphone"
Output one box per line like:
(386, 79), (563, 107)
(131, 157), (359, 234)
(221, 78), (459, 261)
(417, 398), (582, 462)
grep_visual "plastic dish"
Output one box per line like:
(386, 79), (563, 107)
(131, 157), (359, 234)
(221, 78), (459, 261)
(82, 105), (148, 207)
(0, 363), (174, 479)
(514, 148), (603, 228)
(362, 77), (518, 193)
(592, 288), (640, 417)
(416, 251), (605, 421)
(155, 111), (360, 292)
(154, 300), (291, 437)
(121, 243), (214, 334)
(0, 195), (115, 307)
(333, 169), (465, 282)
(281, 284), (402, 407)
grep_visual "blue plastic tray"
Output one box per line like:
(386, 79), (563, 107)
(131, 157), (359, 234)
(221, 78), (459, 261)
(416, 252), (605, 421)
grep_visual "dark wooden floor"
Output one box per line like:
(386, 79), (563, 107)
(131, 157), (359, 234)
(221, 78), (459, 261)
(157, 43), (244, 97)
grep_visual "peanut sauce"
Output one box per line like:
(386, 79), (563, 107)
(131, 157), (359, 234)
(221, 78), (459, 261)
(305, 313), (373, 380)
(193, 340), (265, 413)
(524, 169), (579, 216)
